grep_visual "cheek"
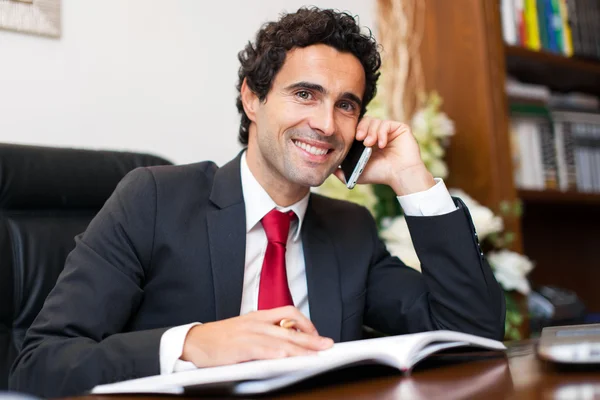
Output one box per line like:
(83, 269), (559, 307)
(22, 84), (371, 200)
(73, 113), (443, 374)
(273, 107), (310, 134)
(337, 117), (358, 142)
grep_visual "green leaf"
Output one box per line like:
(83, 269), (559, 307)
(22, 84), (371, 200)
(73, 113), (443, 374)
(499, 200), (511, 216)
(503, 232), (515, 246)
(373, 184), (402, 227)
(513, 200), (523, 218)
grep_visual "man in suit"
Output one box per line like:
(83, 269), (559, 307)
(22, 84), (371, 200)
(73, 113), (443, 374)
(10, 7), (505, 397)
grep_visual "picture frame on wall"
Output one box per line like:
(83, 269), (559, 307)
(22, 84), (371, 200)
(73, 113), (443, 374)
(0, 0), (61, 38)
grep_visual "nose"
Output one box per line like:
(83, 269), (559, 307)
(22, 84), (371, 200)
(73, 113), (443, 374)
(308, 104), (335, 137)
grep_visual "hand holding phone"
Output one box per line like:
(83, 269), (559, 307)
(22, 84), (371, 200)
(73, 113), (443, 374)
(340, 140), (372, 189)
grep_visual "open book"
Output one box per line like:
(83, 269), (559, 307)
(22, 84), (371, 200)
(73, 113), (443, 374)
(91, 330), (506, 396)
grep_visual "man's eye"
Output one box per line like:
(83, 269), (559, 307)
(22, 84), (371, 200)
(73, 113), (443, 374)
(296, 91), (311, 100)
(339, 101), (356, 112)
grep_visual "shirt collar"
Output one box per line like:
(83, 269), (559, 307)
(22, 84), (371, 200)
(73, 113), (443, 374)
(240, 151), (309, 242)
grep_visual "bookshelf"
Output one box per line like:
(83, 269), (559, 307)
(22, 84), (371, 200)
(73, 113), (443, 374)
(505, 46), (600, 96)
(518, 189), (600, 206)
(408, 0), (600, 312)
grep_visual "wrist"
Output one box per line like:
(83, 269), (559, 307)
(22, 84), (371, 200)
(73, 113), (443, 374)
(389, 164), (435, 196)
(181, 325), (207, 366)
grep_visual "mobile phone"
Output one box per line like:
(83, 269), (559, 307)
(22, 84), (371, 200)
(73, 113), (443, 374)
(340, 140), (372, 189)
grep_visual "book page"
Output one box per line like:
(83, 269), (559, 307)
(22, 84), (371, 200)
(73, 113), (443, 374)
(91, 331), (505, 395)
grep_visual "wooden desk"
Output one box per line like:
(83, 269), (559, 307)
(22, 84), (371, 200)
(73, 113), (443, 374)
(64, 341), (600, 400)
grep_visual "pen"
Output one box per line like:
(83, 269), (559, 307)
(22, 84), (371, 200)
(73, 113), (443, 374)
(279, 318), (297, 330)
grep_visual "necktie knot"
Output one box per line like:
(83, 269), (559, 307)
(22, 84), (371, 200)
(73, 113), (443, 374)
(261, 209), (296, 245)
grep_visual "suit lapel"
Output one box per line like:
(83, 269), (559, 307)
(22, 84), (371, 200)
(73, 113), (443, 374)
(207, 153), (246, 321)
(302, 198), (342, 342)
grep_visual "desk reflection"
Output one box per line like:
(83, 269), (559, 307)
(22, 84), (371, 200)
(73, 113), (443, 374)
(275, 356), (513, 400)
(395, 359), (512, 400)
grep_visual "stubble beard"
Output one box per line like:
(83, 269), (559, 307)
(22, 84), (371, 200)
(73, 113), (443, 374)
(280, 129), (342, 187)
(253, 127), (344, 189)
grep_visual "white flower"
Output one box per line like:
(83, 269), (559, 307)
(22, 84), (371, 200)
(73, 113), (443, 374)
(419, 146), (433, 164)
(411, 110), (429, 141)
(431, 112), (456, 138)
(488, 250), (534, 294)
(379, 216), (421, 271)
(428, 140), (445, 158)
(427, 158), (448, 179)
(448, 189), (504, 240)
(411, 102), (455, 180)
(379, 216), (412, 244)
(385, 242), (421, 271)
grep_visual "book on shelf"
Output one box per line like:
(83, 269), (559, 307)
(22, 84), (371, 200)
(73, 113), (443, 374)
(510, 103), (555, 190)
(554, 111), (600, 193)
(500, 0), (599, 60)
(509, 100), (600, 193)
(506, 77), (600, 111)
(501, 0), (519, 45)
(90, 330), (506, 396)
(506, 77), (552, 102)
(525, 0), (542, 50)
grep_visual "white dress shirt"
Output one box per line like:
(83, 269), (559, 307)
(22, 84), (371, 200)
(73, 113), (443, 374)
(159, 152), (457, 374)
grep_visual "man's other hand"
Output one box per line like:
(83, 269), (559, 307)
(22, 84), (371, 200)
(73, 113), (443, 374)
(180, 306), (334, 368)
(334, 116), (436, 196)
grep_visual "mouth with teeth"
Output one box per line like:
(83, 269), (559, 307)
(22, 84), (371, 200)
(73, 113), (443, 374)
(292, 140), (333, 161)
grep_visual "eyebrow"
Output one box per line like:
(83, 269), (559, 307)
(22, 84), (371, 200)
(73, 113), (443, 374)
(284, 81), (363, 109)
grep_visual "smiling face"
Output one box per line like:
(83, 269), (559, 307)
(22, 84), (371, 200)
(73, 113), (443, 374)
(242, 44), (366, 204)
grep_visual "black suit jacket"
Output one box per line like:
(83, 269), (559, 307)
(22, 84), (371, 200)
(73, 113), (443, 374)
(9, 153), (505, 397)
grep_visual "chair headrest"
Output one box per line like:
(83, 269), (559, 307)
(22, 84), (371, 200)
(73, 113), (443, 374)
(0, 143), (172, 209)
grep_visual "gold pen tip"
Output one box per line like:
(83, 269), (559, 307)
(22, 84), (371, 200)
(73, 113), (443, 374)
(279, 319), (297, 329)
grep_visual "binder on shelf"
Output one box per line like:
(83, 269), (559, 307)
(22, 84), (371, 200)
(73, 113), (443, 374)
(525, 0), (543, 50)
(500, 0), (599, 59)
(558, 0), (574, 56)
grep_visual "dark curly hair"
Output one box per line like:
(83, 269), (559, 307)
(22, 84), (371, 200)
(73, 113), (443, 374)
(235, 7), (381, 145)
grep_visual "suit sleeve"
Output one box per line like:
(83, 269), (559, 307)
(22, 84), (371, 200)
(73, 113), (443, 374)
(9, 168), (169, 398)
(363, 198), (506, 340)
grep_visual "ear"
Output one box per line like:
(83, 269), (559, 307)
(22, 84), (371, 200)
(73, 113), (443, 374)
(240, 78), (260, 123)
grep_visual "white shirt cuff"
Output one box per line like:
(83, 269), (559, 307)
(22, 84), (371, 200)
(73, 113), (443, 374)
(397, 178), (457, 216)
(159, 322), (201, 375)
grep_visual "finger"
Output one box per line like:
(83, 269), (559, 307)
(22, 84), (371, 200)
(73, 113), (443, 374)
(261, 324), (334, 351)
(364, 118), (382, 147)
(254, 306), (319, 336)
(356, 117), (371, 140)
(395, 122), (411, 140)
(378, 120), (392, 148)
(244, 334), (319, 361)
(274, 306), (318, 335)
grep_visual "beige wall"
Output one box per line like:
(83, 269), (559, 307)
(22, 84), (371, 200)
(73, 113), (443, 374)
(0, 0), (376, 165)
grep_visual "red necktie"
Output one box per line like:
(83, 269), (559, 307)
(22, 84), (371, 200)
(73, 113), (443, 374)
(258, 209), (296, 310)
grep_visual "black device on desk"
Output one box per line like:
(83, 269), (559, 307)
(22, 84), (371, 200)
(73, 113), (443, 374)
(529, 286), (586, 336)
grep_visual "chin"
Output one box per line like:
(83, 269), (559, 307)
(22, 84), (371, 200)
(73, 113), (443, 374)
(281, 158), (338, 188)
(287, 171), (330, 188)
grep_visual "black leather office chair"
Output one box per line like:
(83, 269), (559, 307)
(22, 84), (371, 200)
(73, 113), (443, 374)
(0, 144), (171, 389)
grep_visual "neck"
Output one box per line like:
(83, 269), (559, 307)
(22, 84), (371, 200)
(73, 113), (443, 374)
(245, 147), (309, 207)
